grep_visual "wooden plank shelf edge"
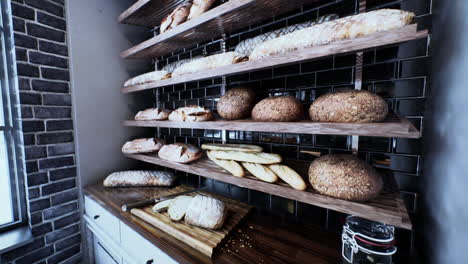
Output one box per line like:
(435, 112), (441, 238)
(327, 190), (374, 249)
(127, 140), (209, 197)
(124, 153), (413, 230)
(122, 24), (428, 93)
(123, 116), (421, 139)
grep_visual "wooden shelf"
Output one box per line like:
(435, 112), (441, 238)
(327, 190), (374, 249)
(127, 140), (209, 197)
(120, 0), (324, 57)
(124, 153), (412, 230)
(123, 114), (421, 139)
(122, 24), (428, 93)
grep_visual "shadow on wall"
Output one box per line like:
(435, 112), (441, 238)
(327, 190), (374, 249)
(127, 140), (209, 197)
(423, 0), (468, 263)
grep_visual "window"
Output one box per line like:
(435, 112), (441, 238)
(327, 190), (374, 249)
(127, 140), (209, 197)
(0, 1), (27, 230)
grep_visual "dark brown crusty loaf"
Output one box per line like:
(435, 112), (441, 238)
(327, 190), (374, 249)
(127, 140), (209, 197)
(309, 90), (388, 123)
(308, 154), (383, 201)
(217, 87), (256, 120)
(251, 96), (304, 122)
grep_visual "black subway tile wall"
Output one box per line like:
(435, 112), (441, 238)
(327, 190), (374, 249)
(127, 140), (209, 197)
(149, 0), (432, 261)
(0, 1), (80, 264)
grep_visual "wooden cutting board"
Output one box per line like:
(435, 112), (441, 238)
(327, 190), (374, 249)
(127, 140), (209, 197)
(130, 185), (252, 257)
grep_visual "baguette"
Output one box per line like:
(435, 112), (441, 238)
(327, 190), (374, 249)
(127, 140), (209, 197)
(184, 195), (227, 229)
(269, 164), (307, 191)
(207, 151), (244, 177)
(201, 143), (262, 153)
(152, 199), (174, 213)
(124, 71), (170, 87)
(103, 171), (176, 187)
(250, 9), (415, 60)
(168, 196), (193, 221)
(209, 151), (282, 164)
(172, 52), (241, 77)
(241, 162), (278, 183)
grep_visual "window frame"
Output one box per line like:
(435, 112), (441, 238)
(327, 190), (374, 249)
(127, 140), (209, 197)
(0, 0), (28, 232)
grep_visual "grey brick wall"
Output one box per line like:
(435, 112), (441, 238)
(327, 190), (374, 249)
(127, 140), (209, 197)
(1, 0), (80, 263)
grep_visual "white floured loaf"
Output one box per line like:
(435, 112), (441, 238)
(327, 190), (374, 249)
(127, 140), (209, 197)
(172, 52), (241, 77)
(250, 9), (415, 60)
(124, 71), (170, 87)
(168, 106), (213, 122)
(184, 195), (227, 229)
(135, 108), (171, 121)
(121, 138), (165, 154)
(187, 0), (216, 20)
(158, 143), (203, 163)
(160, 2), (192, 34)
(103, 170), (176, 187)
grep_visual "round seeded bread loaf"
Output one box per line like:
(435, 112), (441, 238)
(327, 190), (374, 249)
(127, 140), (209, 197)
(308, 154), (383, 201)
(309, 90), (388, 123)
(251, 96), (304, 122)
(217, 87), (255, 120)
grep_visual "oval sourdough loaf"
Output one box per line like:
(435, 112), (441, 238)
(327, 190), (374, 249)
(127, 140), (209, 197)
(168, 106), (213, 122)
(160, 2), (192, 34)
(158, 143), (203, 163)
(308, 154), (383, 201)
(103, 170), (176, 187)
(184, 195), (227, 229)
(309, 90), (388, 123)
(252, 96), (304, 122)
(217, 87), (256, 120)
(121, 138), (165, 154)
(187, 0), (216, 20)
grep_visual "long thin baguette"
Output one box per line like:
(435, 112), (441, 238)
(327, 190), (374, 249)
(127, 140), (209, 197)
(201, 143), (262, 153)
(207, 151), (244, 177)
(209, 151), (282, 164)
(269, 164), (307, 191)
(242, 162), (278, 183)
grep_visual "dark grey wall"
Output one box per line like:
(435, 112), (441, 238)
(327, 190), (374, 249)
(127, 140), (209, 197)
(424, 0), (468, 263)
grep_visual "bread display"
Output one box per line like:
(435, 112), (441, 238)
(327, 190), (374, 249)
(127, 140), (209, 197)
(309, 90), (389, 123)
(251, 96), (304, 122)
(234, 14), (339, 59)
(201, 143), (262, 153)
(250, 9), (415, 60)
(308, 154), (383, 201)
(209, 151), (282, 164)
(158, 143), (203, 163)
(135, 108), (171, 121)
(207, 151), (244, 177)
(124, 71), (171, 87)
(121, 138), (165, 154)
(242, 162), (278, 183)
(269, 164), (307, 191)
(103, 170), (176, 187)
(184, 195), (227, 229)
(217, 87), (256, 120)
(168, 106), (213, 122)
(168, 196), (193, 221)
(187, 0), (216, 20)
(172, 52), (241, 77)
(160, 2), (193, 34)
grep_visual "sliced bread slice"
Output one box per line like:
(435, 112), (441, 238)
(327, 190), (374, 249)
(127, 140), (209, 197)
(152, 198), (174, 213)
(167, 196), (193, 221)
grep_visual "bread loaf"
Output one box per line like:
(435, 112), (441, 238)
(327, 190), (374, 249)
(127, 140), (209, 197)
(172, 52), (241, 77)
(103, 170), (176, 187)
(152, 199), (174, 213)
(135, 108), (171, 121)
(168, 106), (213, 122)
(217, 87), (256, 120)
(269, 164), (307, 190)
(121, 138), (165, 154)
(168, 196), (193, 221)
(242, 162), (278, 183)
(124, 71), (170, 87)
(187, 0), (216, 20)
(201, 143), (262, 153)
(251, 96), (304, 122)
(184, 195), (227, 229)
(207, 151), (244, 177)
(158, 143), (203, 163)
(209, 151), (282, 164)
(308, 154), (383, 201)
(250, 9), (415, 60)
(309, 90), (388, 123)
(160, 2), (193, 34)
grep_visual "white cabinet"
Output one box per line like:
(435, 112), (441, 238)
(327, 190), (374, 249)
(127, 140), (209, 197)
(84, 195), (178, 264)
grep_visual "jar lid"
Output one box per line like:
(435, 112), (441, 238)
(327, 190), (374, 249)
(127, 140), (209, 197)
(345, 216), (395, 241)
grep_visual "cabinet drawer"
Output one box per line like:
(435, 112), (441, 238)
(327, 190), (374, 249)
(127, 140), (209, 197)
(85, 195), (121, 243)
(121, 223), (178, 264)
(94, 238), (121, 264)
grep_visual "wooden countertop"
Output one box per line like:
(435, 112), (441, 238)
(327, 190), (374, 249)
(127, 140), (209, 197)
(84, 184), (341, 264)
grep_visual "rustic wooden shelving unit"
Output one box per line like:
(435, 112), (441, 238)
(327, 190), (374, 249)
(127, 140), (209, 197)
(119, 0), (327, 58)
(123, 114), (421, 138)
(122, 24), (428, 93)
(124, 153), (412, 230)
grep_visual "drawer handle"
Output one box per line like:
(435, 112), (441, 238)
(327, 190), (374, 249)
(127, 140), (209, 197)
(93, 215), (100, 220)
(146, 260), (154, 264)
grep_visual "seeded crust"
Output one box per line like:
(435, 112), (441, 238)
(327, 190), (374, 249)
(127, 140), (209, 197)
(252, 96), (304, 122)
(217, 87), (256, 120)
(308, 154), (383, 201)
(309, 90), (388, 123)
